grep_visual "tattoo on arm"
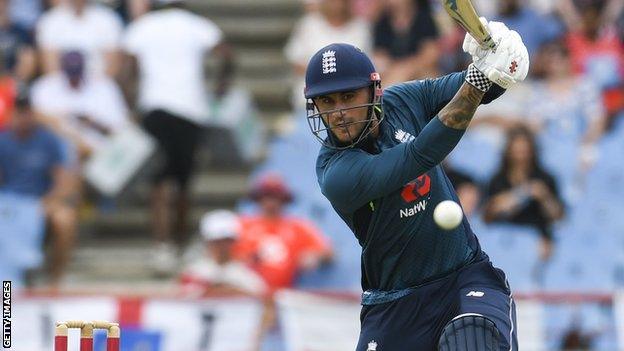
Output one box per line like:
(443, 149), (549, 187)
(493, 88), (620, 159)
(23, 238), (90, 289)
(438, 82), (485, 130)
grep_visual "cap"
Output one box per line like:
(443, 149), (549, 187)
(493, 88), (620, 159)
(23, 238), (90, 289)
(249, 173), (293, 203)
(304, 43), (377, 99)
(199, 210), (240, 241)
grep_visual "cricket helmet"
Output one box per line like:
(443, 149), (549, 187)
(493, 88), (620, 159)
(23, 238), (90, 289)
(304, 43), (384, 149)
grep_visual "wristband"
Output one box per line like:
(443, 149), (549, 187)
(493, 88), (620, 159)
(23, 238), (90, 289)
(465, 64), (492, 92)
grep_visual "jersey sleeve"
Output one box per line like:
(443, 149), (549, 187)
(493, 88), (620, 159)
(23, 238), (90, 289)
(391, 71), (506, 124)
(318, 117), (465, 212)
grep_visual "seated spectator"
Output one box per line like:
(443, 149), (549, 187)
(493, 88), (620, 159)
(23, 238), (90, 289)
(560, 0), (624, 89)
(122, 0), (234, 275)
(0, 92), (78, 287)
(36, 0), (123, 77)
(372, 0), (440, 86)
(493, 0), (564, 57)
(234, 174), (333, 293)
(285, 0), (371, 109)
(483, 127), (564, 266)
(179, 209), (266, 298)
(0, 0), (36, 82)
(30, 51), (129, 160)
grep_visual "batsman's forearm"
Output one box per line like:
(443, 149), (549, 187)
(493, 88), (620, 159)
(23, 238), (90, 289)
(438, 82), (485, 130)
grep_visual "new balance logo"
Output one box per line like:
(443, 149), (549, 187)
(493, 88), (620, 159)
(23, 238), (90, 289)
(322, 50), (337, 74)
(395, 129), (415, 143)
(466, 291), (485, 297)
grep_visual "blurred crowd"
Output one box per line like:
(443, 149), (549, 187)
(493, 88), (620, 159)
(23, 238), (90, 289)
(0, 0), (621, 349)
(0, 0), (622, 316)
(285, 0), (624, 277)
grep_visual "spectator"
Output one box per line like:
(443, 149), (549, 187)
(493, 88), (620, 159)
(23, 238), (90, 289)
(560, 0), (624, 89)
(493, 0), (564, 58)
(36, 0), (124, 77)
(179, 210), (266, 298)
(443, 164), (481, 218)
(284, 0), (371, 109)
(560, 327), (594, 351)
(373, 0), (440, 86)
(0, 53), (16, 130)
(122, 0), (234, 274)
(483, 127), (564, 266)
(234, 174), (333, 293)
(0, 92), (78, 287)
(30, 50), (129, 160)
(0, 0), (37, 82)
(527, 40), (608, 196)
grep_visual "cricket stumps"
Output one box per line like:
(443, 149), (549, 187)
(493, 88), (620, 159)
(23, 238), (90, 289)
(54, 320), (120, 351)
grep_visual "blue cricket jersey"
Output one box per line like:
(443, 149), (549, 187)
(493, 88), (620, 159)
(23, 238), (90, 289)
(317, 71), (500, 305)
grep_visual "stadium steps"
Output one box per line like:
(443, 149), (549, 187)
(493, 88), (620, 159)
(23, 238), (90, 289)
(64, 0), (300, 288)
(194, 0), (300, 125)
(80, 171), (249, 237)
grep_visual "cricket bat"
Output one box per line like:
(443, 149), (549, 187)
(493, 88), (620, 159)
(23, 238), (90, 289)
(442, 0), (502, 81)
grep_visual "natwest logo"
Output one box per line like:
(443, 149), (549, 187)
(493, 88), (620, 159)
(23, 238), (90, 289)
(401, 174), (431, 203)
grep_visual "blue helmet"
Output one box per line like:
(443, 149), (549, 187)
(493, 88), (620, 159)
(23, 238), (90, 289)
(304, 43), (384, 149)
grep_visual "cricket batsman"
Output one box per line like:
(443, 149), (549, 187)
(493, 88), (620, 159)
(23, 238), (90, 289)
(304, 18), (529, 351)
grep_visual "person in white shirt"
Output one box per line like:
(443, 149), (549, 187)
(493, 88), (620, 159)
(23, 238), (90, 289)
(121, 0), (233, 273)
(30, 51), (129, 160)
(179, 210), (267, 298)
(36, 0), (124, 77)
(284, 0), (372, 110)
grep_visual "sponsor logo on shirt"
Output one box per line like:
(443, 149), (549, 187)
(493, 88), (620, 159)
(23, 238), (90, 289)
(367, 340), (378, 351)
(399, 174), (431, 219)
(394, 129), (415, 143)
(466, 291), (485, 297)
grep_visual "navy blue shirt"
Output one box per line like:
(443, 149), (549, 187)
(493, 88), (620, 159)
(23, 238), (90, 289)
(0, 127), (66, 197)
(317, 72), (497, 304)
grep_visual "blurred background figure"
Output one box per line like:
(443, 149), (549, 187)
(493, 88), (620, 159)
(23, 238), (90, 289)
(560, 326), (595, 350)
(0, 92), (77, 287)
(483, 127), (564, 278)
(122, 0), (234, 275)
(179, 209), (266, 298)
(0, 0), (36, 83)
(235, 173), (333, 293)
(443, 163), (482, 218)
(284, 0), (371, 110)
(527, 39), (607, 200)
(372, 0), (440, 86)
(36, 0), (123, 77)
(559, 0), (624, 90)
(30, 50), (129, 160)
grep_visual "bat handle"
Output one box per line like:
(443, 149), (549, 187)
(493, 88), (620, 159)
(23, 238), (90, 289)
(481, 34), (497, 51)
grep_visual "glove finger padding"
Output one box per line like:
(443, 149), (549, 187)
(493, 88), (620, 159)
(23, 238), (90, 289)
(480, 29), (529, 89)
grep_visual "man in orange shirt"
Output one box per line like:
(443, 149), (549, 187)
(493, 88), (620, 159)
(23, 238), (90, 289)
(235, 173), (333, 292)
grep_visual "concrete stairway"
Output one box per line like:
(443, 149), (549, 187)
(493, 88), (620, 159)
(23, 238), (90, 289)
(64, 0), (302, 286)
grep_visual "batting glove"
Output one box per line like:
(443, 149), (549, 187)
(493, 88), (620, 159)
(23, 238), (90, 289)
(463, 18), (530, 89)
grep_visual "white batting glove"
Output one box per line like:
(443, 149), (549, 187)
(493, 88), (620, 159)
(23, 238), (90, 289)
(462, 18), (509, 60)
(463, 18), (530, 89)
